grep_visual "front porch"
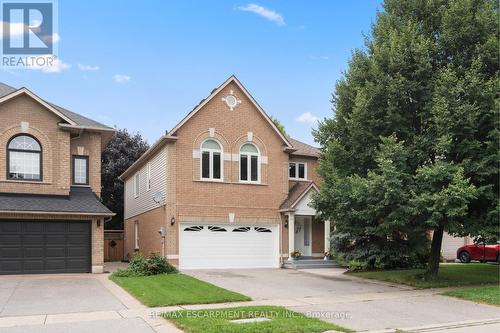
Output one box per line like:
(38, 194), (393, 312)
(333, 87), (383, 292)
(280, 182), (335, 268)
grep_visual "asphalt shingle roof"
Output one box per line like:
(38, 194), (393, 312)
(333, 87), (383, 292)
(0, 82), (113, 130)
(280, 181), (316, 210)
(289, 138), (320, 158)
(0, 187), (113, 215)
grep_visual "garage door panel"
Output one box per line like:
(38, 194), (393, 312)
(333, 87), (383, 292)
(68, 235), (88, 244)
(23, 260), (44, 271)
(46, 234), (66, 244)
(23, 235), (44, 244)
(46, 247), (66, 257)
(180, 224), (279, 269)
(0, 234), (22, 244)
(0, 220), (91, 275)
(23, 222), (43, 232)
(23, 247), (43, 257)
(68, 247), (87, 257)
(0, 222), (21, 232)
(68, 223), (89, 232)
(0, 261), (22, 273)
(0, 248), (22, 258)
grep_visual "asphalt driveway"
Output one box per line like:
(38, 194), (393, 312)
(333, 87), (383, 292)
(0, 274), (161, 333)
(184, 268), (500, 332)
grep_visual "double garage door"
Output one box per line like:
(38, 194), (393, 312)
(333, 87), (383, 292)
(0, 220), (91, 275)
(179, 224), (279, 269)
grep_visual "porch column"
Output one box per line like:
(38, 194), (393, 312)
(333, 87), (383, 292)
(324, 220), (331, 253)
(287, 212), (295, 258)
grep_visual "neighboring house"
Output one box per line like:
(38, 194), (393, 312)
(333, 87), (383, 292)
(120, 76), (330, 269)
(442, 232), (473, 261)
(0, 82), (115, 275)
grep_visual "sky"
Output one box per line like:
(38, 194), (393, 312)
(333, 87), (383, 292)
(1, 0), (383, 145)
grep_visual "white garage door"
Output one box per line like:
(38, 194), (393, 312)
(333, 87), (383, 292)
(179, 224), (279, 269)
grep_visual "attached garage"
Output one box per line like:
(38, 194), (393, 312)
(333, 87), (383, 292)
(0, 220), (91, 275)
(179, 224), (279, 269)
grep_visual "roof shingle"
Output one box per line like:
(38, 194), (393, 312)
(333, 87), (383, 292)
(0, 82), (113, 130)
(0, 187), (114, 215)
(289, 138), (319, 158)
(280, 181), (317, 210)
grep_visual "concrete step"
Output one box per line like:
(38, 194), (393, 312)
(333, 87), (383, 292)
(283, 259), (340, 269)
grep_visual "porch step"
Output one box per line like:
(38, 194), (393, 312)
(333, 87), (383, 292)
(283, 259), (340, 269)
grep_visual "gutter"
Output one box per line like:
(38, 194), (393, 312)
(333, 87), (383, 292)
(0, 210), (115, 216)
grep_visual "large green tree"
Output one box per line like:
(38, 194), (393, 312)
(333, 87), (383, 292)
(102, 129), (149, 229)
(313, 0), (498, 277)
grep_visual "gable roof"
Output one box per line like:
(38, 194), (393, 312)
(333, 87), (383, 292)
(279, 181), (319, 211)
(168, 75), (293, 148)
(289, 138), (320, 158)
(0, 82), (114, 131)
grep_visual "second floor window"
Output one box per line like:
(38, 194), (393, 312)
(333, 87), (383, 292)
(73, 156), (89, 185)
(201, 139), (222, 181)
(240, 143), (259, 183)
(289, 162), (307, 180)
(7, 134), (42, 181)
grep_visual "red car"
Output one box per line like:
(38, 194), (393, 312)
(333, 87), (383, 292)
(457, 243), (500, 263)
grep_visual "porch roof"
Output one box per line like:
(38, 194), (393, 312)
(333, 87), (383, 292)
(280, 181), (319, 211)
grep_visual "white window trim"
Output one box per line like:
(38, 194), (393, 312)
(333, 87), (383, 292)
(239, 143), (261, 184)
(200, 139), (224, 182)
(134, 221), (139, 249)
(134, 173), (140, 198)
(289, 162), (308, 181)
(146, 162), (151, 191)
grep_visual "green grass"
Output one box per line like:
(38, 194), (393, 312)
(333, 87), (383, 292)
(163, 305), (353, 333)
(110, 273), (251, 306)
(351, 263), (500, 289)
(442, 285), (500, 306)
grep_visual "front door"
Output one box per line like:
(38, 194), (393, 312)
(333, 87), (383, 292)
(294, 216), (312, 257)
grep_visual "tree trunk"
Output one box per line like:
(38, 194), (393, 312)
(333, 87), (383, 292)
(425, 226), (444, 279)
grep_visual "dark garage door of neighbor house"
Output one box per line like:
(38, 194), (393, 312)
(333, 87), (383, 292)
(0, 220), (91, 275)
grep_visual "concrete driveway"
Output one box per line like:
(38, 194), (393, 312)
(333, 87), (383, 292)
(0, 272), (179, 333)
(185, 268), (500, 332)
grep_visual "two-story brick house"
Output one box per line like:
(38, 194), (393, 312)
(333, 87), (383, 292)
(0, 82), (115, 274)
(120, 76), (330, 269)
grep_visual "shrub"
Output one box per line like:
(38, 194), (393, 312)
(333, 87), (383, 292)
(147, 253), (178, 275)
(112, 253), (178, 278)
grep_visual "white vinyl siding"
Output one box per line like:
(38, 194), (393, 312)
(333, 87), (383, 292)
(124, 147), (167, 219)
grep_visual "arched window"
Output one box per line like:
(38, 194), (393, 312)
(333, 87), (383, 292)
(240, 143), (259, 183)
(7, 134), (42, 181)
(200, 139), (222, 180)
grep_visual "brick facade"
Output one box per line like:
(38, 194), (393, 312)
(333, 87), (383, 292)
(123, 78), (323, 266)
(0, 92), (111, 274)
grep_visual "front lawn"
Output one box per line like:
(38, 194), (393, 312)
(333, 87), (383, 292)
(163, 305), (352, 333)
(110, 273), (251, 306)
(442, 285), (500, 306)
(351, 263), (499, 289)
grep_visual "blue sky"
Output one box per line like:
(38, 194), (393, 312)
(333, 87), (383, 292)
(1, 1), (382, 145)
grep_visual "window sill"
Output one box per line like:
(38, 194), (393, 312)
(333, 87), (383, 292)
(0, 179), (51, 185)
(289, 178), (309, 182)
(193, 179), (268, 186)
(72, 184), (90, 187)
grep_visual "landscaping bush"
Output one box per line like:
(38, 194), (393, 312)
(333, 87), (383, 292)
(113, 253), (178, 277)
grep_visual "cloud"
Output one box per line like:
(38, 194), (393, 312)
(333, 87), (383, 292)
(238, 4), (285, 26)
(78, 64), (100, 72)
(23, 56), (71, 73)
(113, 74), (131, 83)
(296, 112), (319, 124)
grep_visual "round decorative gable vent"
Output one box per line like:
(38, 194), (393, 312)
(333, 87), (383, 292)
(221, 90), (241, 111)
